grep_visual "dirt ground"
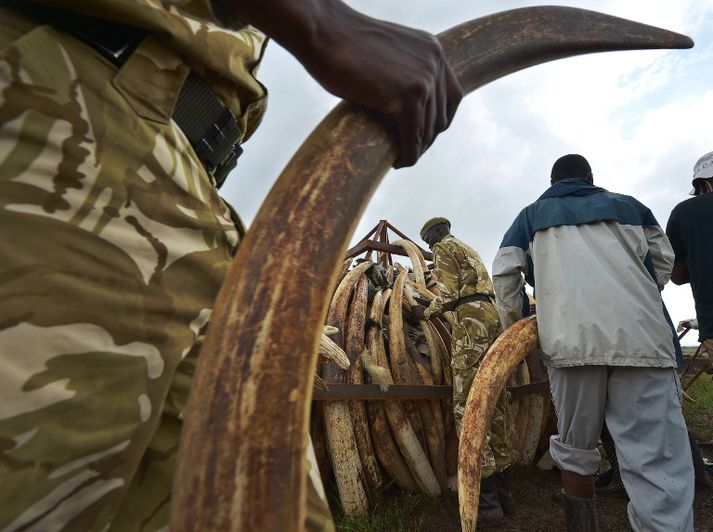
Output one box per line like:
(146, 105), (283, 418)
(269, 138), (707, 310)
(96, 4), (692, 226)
(336, 369), (713, 531)
(481, 459), (713, 532)
(336, 444), (713, 531)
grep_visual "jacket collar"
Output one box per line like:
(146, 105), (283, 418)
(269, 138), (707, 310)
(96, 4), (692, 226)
(538, 178), (607, 201)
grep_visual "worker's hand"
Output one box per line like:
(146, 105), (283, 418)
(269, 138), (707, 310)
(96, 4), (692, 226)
(223, 0), (463, 168)
(701, 338), (713, 357)
(296, 12), (463, 168)
(677, 318), (698, 332)
(414, 296), (431, 307)
(407, 304), (427, 323)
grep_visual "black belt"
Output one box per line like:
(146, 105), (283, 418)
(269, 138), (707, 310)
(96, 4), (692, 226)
(455, 294), (494, 307)
(3, 2), (243, 188)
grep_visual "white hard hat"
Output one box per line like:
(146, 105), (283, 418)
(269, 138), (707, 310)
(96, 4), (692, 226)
(690, 151), (713, 195)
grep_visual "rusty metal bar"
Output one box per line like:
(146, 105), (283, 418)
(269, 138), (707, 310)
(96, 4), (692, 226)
(680, 344), (702, 381)
(508, 381), (550, 398)
(345, 239), (434, 261)
(683, 356), (713, 373)
(314, 383), (452, 400)
(386, 221), (432, 258)
(361, 220), (382, 242)
(683, 366), (709, 393)
(377, 220), (391, 267)
(312, 381), (550, 400)
(363, 220), (383, 262)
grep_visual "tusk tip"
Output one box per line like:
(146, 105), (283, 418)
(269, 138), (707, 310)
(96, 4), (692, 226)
(674, 35), (694, 49)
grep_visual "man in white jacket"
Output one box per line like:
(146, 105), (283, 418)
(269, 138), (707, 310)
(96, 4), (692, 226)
(492, 154), (694, 532)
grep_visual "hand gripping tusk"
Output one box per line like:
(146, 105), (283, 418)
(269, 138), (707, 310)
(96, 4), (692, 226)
(171, 7), (692, 531)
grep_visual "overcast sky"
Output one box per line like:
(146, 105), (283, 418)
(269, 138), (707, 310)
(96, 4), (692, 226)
(222, 1), (713, 346)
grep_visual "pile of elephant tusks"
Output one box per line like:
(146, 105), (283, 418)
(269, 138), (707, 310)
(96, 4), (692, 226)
(311, 240), (554, 519)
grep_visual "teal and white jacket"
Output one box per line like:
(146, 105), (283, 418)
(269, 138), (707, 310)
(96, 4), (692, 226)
(493, 179), (681, 369)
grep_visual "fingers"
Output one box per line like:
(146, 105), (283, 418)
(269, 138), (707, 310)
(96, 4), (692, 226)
(421, 61), (448, 152)
(702, 339), (713, 357)
(394, 99), (422, 169)
(393, 58), (463, 169)
(443, 61), (463, 128)
(420, 91), (436, 156)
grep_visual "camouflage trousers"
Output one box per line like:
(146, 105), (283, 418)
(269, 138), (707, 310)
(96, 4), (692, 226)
(451, 300), (511, 479)
(0, 11), (331, 532)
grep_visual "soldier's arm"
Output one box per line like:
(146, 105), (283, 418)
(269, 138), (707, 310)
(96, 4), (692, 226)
(425, 246), (460, 319)
(211, 0), (463, 168)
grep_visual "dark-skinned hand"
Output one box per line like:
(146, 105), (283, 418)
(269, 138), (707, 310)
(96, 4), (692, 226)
(408, 304), (427, 323)
(414, 296), (430, 307)
(214, 0), (463, 168)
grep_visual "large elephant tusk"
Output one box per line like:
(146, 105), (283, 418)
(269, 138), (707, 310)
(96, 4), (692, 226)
(439, 6), (693, 93)
(458, 317), (539, 531)
(171, 8), (692, 531)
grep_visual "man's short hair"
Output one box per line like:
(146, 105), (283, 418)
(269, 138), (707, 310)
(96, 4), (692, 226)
(551, 154), (592, 183)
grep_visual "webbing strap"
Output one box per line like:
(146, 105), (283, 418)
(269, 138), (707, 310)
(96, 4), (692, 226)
(173, 73), (243, 187)
(2, 0), (243, 188)
(0, 1), (144, 66)
(455, 293), (494, 307)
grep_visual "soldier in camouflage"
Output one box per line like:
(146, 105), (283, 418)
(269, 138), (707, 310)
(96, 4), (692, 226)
(411, 217), (513, 524)
(0, 4), (270, 531)
(0, 1), (462, 531)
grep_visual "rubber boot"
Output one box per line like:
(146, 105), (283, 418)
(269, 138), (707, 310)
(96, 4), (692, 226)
(477, 475), (505, 526)
(562, 493), (599, 532)
(690, 430), (712, 489)
(495, 468), (515, 515)
(596, 422), (625, 495)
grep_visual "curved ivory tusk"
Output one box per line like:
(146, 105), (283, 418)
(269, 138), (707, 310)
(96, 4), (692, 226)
(458, 317), (539, 531)
(440, 6), (693, 94)
(172, 8), (692, 531)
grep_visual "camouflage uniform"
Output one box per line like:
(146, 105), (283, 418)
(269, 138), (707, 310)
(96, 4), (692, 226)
(0, 4), (331, 531)
(424, 235), (511, 478)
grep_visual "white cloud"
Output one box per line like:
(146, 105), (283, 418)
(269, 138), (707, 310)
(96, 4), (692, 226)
(224, 1), (713, 344)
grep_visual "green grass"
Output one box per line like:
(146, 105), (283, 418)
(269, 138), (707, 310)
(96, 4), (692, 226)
(682, 346), (699, 356)
(682, 371), (713, 441)
(334, 487), (458, 532)
(332, 364), (713, 531)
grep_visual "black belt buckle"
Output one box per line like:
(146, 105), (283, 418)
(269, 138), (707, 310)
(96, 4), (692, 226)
(174, 73), (244, 188)
(212, 143), (243, 188)
(194, 106), (243, 188)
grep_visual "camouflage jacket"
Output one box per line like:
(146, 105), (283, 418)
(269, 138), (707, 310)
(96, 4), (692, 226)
(34, 0), (268, 141)
(425, 235), (495, 319)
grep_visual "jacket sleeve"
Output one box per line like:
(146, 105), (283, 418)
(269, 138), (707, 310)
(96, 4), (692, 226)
(492, 245), (528, 329)
(425, 245), (460, 318)
(644, 225), (674, 289)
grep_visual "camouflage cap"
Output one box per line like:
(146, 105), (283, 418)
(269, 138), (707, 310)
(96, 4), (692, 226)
(420, 217), (451, 239)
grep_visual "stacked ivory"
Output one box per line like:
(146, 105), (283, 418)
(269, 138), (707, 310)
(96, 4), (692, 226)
(311, 240), (554, 516)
